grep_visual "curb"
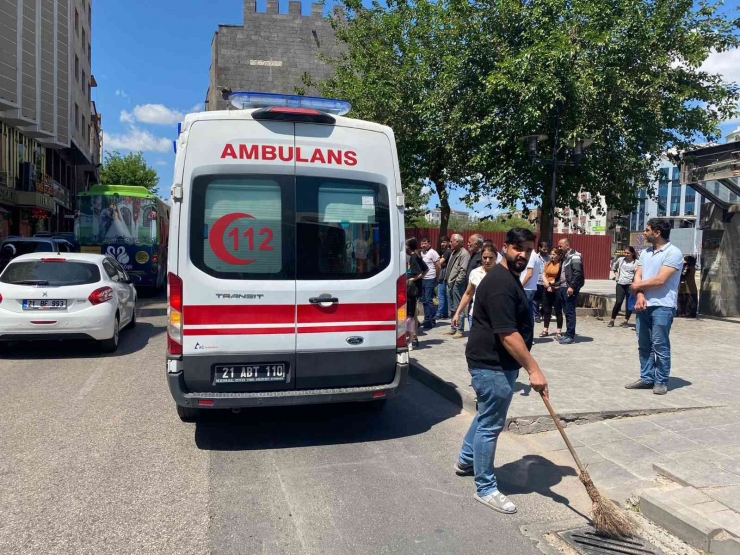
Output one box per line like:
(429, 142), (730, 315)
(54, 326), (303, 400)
(408, 360), (477, 414)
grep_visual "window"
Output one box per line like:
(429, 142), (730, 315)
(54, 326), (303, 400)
(75, 8), (79, 35)
(74, 104), (79, 130)
(190, 175), (295, 280)
(102, 259), (120, 281)
(684, 186), (696, 216)
(82, 116), (86, 140)
(296, 177), (390, 280)
(75, 55), (79, 81)
(82, 28), (86, 49)
(657, 168), (668, 217)
(88, 82), (91, 100)
(88, 3), (91, 25)
(88, 42), (91, 64)
(81, 70), (86, 92)
(670, 167), (681, 216)
(1, 261), (101, 286)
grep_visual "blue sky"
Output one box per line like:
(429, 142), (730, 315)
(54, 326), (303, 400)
(94, 0), (740, 213)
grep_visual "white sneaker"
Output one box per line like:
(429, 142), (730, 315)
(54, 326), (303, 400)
(474, 490), (517, 514)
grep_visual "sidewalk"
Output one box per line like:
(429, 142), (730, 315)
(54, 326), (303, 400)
(410, 311), (740, 553)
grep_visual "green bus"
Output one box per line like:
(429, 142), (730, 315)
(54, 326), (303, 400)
(75, 185), (170, 289)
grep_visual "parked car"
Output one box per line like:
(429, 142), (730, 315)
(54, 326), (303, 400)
(34, 232), (81, 252)
(0, 253), (139, 353)
(0, 237), (76, 273)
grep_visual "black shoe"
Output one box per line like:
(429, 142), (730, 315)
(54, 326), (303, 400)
(559, 336), (575, 344)
(535, 317), (542, 323)
(607, 321), (614, 328)
(620, 321), (630, 328)
(625, 379), (654, 389)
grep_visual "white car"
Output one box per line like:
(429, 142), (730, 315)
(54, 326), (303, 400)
(0, 253), (138, 353)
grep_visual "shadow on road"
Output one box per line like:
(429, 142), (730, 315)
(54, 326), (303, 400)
(667, 377), (692, 391)
(0, 321), (165, 359)
(194, 384), (461, 452)
(497, 454), (588, 520)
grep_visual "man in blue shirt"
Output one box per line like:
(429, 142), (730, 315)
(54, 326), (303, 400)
(625, 219), (684, 395)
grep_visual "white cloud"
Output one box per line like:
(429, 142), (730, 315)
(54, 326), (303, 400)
(132, 104), (184, 125)
(188, 103), (203, 113)
(155, 160), (169, 166)
(115, 89), (129, 98)
(104, 127), (172, 153)
(701, 48), (740, 85)
(420, 185), (432, 195)
(120, 110), (135, 124)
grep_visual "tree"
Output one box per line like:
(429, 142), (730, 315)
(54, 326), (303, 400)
(318, 0), (739, 245)
(100, 151), (160, 196)
(315, 0), (482, 244)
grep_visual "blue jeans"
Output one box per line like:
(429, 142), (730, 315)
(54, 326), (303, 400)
(525, 289), (537, 324)
(559, 287), (578, 338)
(421, 279), (436, 324)
(636, 306), (675, 385)
(435, 281), (448, 318)
(448, 282), (466, 332)
(458, 368), (519, 496)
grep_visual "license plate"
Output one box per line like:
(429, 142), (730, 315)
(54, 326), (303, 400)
(214, 363), (287, 384)
(22, 299), (67, 310)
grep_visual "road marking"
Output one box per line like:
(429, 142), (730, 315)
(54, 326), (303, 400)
(76, 366), (107, 400)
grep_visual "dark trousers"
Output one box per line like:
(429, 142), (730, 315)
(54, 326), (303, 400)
(611, 282), (633, 321)
(559, 287), (578, 338)
(533, 284), (545, 320)
(421, 279), (436, 325)
(542, 288), (563, 329)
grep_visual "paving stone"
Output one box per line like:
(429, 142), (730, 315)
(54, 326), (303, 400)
(711, 534), (740, 555)
(661, 486), (714, 506)
(525, 430), (584, 452)
(707, 486), (740, 513)
(566, 422), (629, 446)
(680, 427), (740, 447)
(715, 458), (740, 476)
(715, 445), (740, 458)
(654, 460), (740, 489)
(707, 510), (740, 538)
(579, 460), (641, 490)
(633, 431), (704, 456)
(589, 439), (670, 480)
(688, 501), (730, 515)
(604, 419), (664, 437)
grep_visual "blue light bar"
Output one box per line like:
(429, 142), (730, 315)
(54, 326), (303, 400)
(229, 91), (352, 116)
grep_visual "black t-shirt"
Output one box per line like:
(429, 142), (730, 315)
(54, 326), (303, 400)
(439, 248), (453, 281)
(407, 253), (426, 297)
(466, 263), (534, 371)
(466, 251), (482, 283)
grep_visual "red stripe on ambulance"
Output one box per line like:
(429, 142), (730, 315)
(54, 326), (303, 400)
(220, 144), (357, 166)
(184, 305), (294, 325)
(297, 303), (396, 324)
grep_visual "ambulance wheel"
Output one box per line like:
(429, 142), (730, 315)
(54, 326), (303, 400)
(177, 404), (201, 422)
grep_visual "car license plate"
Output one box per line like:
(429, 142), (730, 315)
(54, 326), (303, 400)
(214, 364), (287, 384)
(22, 299), (67, 310)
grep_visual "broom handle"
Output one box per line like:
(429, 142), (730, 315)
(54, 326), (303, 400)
(539, 392), (587, 474)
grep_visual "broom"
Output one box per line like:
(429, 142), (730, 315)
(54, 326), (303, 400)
(539, 391), (637, 539)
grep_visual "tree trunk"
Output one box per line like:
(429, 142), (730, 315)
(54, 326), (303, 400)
(539, 183), (553, 246)
(434, 178), (450, 250)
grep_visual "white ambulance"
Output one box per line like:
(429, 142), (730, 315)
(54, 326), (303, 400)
(166, 92), (409, 421)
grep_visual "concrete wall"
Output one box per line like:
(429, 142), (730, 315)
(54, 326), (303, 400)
(207, 1), (344, 110)
(699, 205), (740, 318)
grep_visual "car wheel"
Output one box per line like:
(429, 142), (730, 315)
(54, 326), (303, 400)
(99, 315), (120, 353)
(177, 404), (200, 423)
(127, 305), (137, 329)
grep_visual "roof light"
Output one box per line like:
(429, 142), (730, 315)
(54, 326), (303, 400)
(229, 91), (351, 116)
(40, 258), (66, 262)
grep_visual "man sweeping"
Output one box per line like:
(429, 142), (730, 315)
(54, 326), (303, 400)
(454, 227), (549, 514)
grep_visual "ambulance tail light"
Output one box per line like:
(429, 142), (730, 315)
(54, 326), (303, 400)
(396, 274), (407, 349)
(167, 272), (183, 356)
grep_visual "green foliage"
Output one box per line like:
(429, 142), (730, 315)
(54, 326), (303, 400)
(100, 151), (160, 196)
(318, 0), (739, 240)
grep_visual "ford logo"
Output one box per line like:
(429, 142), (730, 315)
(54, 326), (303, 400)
(346, 336), (364, 346)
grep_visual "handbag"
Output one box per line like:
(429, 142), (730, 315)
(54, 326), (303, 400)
(626, 292), (636, 312)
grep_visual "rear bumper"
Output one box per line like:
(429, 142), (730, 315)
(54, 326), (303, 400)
(167, 358), (409, 409)
(0, 304), (116, 341)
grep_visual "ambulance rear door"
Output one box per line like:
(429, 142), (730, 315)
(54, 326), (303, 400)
(294, 123), (398, 389)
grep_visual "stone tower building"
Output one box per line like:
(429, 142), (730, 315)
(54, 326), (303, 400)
(205, 0), (344, 111)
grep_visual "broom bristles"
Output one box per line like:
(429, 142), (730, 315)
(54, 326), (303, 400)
(579, 469), (637, 539)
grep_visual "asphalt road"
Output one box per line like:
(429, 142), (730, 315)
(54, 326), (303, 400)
(0, 295), (589, 555)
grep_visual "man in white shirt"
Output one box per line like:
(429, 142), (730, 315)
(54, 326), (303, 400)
(420, 237), (441, 329)
(520, 243), (545, 322)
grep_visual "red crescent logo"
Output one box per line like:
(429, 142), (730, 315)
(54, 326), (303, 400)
(209, 213), (257, 265)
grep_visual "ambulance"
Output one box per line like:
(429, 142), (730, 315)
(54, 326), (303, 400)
(166, 92), (409, 421)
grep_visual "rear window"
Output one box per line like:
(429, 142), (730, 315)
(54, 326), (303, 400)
(190, 175), (390, 281)
(1, 241), (54, 257)
(0, 261), (101, 286)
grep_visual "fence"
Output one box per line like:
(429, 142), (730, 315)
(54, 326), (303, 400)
(405, 227), (612, 279)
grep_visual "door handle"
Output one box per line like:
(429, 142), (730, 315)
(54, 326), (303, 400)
(309, 296), (339, 304)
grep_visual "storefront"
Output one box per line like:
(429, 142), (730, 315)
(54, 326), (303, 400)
(0, 184), (18, 238)
(15, 191), (54, 236)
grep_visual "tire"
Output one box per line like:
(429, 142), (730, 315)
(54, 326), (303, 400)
(126, 305), (137, 329)
(177, 404), (200, 423)
(99, 315), (120, 353)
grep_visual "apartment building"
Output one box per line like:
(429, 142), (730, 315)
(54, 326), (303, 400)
(0, 0), (100, 237)
(554, 192), (608, 235)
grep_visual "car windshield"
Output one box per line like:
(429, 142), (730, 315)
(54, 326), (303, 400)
(0, 261), (101, 286)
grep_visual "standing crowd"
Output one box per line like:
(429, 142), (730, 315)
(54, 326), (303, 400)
(405, 219), (688, 515)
